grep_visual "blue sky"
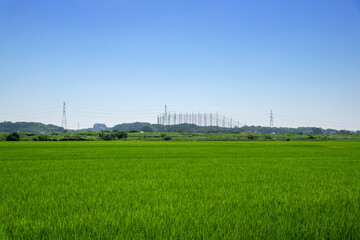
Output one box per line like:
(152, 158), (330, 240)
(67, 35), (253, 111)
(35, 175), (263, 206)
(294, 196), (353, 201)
(1, 0), (359, 130)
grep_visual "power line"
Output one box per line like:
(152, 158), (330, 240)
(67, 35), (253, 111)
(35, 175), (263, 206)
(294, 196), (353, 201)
(62, 102), (67, 130)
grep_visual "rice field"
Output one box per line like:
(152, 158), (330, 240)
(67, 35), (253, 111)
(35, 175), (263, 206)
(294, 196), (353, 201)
(1, 141), (360, 239)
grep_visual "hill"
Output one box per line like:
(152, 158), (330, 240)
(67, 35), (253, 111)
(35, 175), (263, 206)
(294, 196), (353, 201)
(1, 121), (357, 135)
(0, 121), (64, 133)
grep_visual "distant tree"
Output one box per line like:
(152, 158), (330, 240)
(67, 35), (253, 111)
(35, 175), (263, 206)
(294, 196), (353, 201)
(160, 133), (172, 141)
(247, 135), (255, 140)
(312, 128), (323, 134)
(140, 125), (153, 132)
(115, 131), (128, 139)
(99, 133), (116, 141)
(6, 131), (20, 141)
(37, 134), (51, 141)
(0, 121), (63, 133)
(98, 130), (127, 140)
(206, 130), (218, 133)
(128, 130), (138, 133)
(163, 135), (172, 140)
(59, 136), (86, 141)
(308, 135), (315, 139)
(339, 130), (351, 135)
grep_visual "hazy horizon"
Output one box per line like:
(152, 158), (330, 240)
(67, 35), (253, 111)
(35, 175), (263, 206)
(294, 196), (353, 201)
(1, 0), (359, 130)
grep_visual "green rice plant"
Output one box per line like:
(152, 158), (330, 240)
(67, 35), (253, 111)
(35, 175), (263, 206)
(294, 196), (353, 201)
(0, 141), (359, 239)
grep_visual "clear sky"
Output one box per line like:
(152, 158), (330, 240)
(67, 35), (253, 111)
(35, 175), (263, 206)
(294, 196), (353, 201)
(1, 0), (359, 130)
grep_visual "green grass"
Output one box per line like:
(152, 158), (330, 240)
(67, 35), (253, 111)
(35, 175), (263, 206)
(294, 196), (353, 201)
(1, 141), (360, 239)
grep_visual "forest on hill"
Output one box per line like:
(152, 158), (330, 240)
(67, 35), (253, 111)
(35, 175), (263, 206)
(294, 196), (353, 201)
(1, 121), (358, 135)
(0, 121), (64, 133)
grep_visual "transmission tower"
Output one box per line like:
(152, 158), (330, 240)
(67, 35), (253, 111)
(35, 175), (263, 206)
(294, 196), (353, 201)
(62, 102), (67, 129)
(164, 105), (167, 131)
(270, 110), (274, 128)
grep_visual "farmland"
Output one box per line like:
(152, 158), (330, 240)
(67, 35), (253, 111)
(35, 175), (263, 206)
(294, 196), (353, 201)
(1, 141), (360, 239)
(1, 131), (360, 142)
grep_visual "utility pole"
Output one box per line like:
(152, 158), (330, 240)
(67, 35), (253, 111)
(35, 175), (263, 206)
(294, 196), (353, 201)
(62, 101), (67, 130)
(270, 110), (274, 128)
